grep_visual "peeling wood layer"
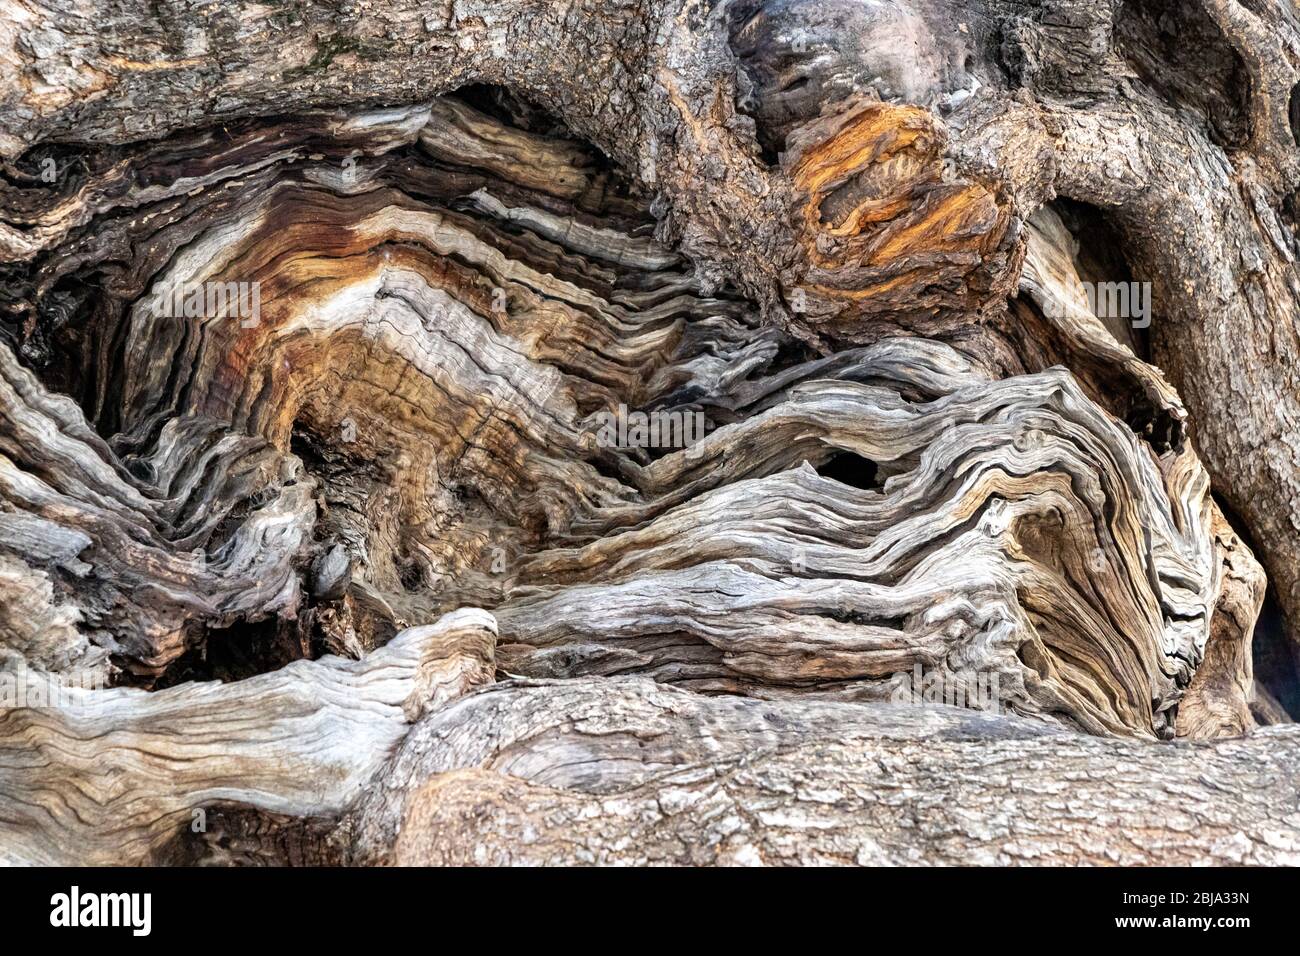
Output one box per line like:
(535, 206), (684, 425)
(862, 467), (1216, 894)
(0, 0), (1297, 866)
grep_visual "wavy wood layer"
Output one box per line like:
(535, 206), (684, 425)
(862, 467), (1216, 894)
(1, 0), (1296, 867)
(0, 98), (1241, 741)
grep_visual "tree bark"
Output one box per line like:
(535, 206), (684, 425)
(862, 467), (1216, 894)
(365, 678), (1300, 867)
(0, 0), (1297, 865)
(0, 609), (495, 866)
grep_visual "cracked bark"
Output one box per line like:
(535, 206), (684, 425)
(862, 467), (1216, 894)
(0, 0), (1298, 865)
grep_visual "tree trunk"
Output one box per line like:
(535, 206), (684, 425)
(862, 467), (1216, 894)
(0, 0), (1297, 865)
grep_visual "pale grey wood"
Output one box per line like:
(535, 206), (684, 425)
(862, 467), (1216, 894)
(0, 0), (1295, 867)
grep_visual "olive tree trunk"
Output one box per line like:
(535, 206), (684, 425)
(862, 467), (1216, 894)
(1, 0), (1298, 865)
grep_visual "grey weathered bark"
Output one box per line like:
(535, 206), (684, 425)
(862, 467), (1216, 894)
(0, 0), (1297, 865)
(361, 678), (1300, 867)
(0, 609), (496, 866)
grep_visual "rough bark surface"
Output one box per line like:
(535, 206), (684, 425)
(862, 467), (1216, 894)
(367, 678), (1300, 867)
(0, 0), (1297, 866)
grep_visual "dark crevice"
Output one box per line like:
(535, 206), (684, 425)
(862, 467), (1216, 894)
(1037, 198), (1181, 452)
(1213, 493), (1300, 721)
(1252, 592), (1300, 720)
(1050, 197), (1151, 363)
(815, 451), (879, 490)
(453, 83), (572, 139)
(1290, 81), (1300, 147)
(1115, 0), (1250, 149)
(147, 616), (311, 688)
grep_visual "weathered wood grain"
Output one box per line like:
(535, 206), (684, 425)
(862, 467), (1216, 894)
(0, 0), (1296, 866)
(354, 677), (1300, 866)
(0, 608), (494, 865)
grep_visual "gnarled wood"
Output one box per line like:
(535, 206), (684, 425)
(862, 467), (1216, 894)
(353, 677), (1300, 866)
(0, 609), (494, 866)
(0, 0), (1296, 867)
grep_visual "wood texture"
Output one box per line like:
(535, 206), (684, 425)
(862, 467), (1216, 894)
(0, 609), (495, 865)
(0, 0), (1297, 866)
(366, 678), (1300, 867)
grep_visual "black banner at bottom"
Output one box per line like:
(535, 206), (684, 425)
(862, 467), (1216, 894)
(0, 865), (1280, 940)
